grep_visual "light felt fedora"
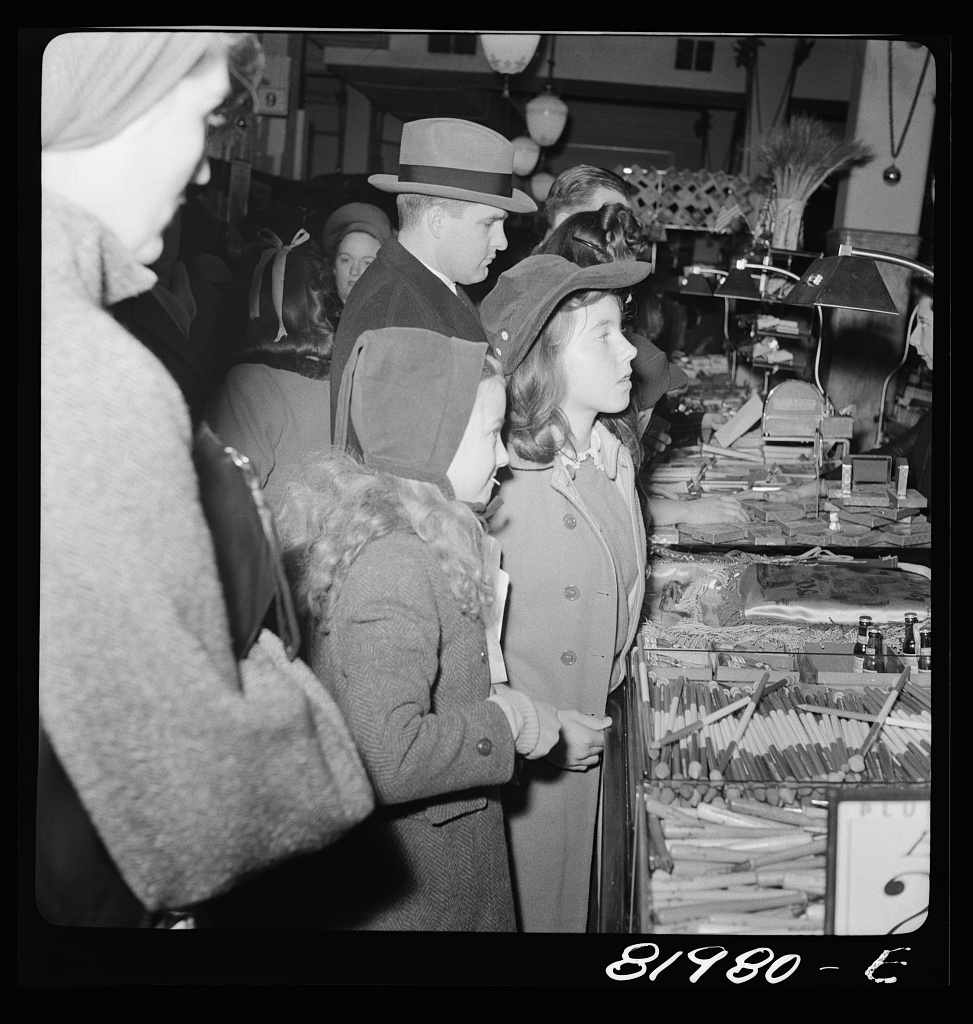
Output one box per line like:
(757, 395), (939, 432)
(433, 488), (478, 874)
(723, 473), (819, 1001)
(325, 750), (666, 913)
(369, 117), (537, 214)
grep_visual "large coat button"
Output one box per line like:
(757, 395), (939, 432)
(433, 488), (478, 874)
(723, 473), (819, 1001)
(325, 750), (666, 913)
(476, 738), (493, 756)
(563, 514), (577, 529)
(560, 650), (577, 666)
(480, 649), (487, 663)
(564, 585), (580, 600)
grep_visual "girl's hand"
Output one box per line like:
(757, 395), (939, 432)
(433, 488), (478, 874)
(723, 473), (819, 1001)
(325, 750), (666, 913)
(526, 700), (562, 760)
(547, 709), (612, 771)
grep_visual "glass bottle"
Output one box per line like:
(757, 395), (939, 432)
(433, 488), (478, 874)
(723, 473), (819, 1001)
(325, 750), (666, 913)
(918, 629), (931, 672)
(852, 615), (873, 673)
(901, 612), (920, 671)
(863, 627), (884, 674)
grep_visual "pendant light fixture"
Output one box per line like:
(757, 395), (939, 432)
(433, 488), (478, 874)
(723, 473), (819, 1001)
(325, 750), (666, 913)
(526, 36), (568, 148)
(511, 134), (541, 177)
(530, 170), (555, 203)
(480, 33), (541, 98)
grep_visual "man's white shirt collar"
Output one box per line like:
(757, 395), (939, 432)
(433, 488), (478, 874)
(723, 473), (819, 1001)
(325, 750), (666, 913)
(415, 256), (457, 295)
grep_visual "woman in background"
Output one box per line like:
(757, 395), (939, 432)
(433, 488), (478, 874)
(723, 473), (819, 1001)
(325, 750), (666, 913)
(206, 227), (334, 508)
(321, 201), (393, 320)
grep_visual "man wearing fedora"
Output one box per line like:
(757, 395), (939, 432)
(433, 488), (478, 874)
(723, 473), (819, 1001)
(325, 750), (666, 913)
(330, 117), (537, 452)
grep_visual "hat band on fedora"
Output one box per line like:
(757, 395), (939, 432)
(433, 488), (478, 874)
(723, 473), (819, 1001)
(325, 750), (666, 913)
(398, 163), (513, 198)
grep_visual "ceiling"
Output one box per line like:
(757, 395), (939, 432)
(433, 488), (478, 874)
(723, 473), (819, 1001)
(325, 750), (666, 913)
(301, 33), (749, 165)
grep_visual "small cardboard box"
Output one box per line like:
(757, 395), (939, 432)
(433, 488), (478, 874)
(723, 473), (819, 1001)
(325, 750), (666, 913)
(824, 521), (875, 538)
(752, 502), (807, 522)
(880, 530), (933, 548)
(797, 643), (908, 687)
(745, 526), (789, 545)
(892, 488), (928, 510)
(715, 651), (800, 686)
(826, 498), (916, 522)
(830, 482), (895, 508)
(644, 648), (715, 683)
(686, 522), (749, 544)
(820, 416), (854, 439)
(832, 507), (897, 528)
(779, 517), (829, 536)
(824, 530), (891, 547)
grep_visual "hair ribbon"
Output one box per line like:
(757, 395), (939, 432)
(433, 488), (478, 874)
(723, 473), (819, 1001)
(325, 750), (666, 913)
(248, 227), (310, 342)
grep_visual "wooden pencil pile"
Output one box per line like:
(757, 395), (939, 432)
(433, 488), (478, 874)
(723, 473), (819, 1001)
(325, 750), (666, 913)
(626, 644), (931, 934)
(638, 792), (828, 934)
(633, 666), (932, 805)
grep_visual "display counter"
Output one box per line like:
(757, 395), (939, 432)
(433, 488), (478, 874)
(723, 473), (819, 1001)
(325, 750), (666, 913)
(643, 354), (931, 556)
(593, 551), (933, 937)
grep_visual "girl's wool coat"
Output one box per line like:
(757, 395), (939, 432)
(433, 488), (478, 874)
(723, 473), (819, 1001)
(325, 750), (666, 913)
(491, 423), (646, 932)
(308, 529), (519, 931)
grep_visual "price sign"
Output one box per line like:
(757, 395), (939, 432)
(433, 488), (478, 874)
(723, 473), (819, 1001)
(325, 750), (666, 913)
(827, 787), (930, 935)
(255, 86), (289, 117)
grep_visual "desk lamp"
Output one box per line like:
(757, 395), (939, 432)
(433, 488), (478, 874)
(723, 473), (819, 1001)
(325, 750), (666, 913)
(678, 266), (727, 296)
(787, 245), (933, 443)
(713, 258), (803, 301)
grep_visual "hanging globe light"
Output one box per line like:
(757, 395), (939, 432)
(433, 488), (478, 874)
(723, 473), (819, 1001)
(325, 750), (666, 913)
(530, 170), (555, 203)
(511, 135), (541, 177)
(526, 86), (568, 147)
(480, 34), (541, 76)
(480, 33), (541, 98)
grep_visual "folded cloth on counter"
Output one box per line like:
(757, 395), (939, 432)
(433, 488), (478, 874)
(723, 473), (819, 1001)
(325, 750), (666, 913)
(729, 561), (931, 625)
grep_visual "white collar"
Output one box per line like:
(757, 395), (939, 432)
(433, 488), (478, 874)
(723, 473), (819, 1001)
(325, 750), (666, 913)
(413, 254), (457, 295)
(559, 428), (605, 471)
(556, 423), (625, 482)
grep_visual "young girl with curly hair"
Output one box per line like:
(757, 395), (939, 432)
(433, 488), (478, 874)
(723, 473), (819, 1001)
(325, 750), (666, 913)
(276, 326), (558, 931)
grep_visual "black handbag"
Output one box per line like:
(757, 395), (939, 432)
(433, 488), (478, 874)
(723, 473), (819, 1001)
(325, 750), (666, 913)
(191, 421), (301, 661)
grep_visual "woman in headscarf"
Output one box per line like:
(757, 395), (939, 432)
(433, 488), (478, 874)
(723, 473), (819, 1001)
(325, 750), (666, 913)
(40, 30), (372, 927)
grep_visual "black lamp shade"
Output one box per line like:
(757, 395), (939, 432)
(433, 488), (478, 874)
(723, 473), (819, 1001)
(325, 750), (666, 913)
(714, 268), (763, 301)
(678, 273), (716, 296)
(785, 255), (899, 315)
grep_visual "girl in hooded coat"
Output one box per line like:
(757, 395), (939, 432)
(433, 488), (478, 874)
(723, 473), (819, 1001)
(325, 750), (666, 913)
(277, 326), (558, 930)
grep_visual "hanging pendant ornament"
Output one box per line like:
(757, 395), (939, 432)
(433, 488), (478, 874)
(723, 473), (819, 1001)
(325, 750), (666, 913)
(885, 40), (932, 186)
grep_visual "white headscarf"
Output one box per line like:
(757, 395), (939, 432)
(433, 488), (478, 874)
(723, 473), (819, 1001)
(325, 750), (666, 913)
(42, 30), (222, 152)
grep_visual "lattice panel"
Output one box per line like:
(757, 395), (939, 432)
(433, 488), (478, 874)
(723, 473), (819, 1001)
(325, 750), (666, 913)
(623, 165), (767, 234)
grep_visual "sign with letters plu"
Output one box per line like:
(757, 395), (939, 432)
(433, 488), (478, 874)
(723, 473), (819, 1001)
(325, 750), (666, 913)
(826, 787), (930, 935)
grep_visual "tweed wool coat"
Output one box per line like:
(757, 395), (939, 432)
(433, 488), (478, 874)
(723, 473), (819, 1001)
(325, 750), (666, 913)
(329, 238), (490, 453)
(40, 190), (373, 921)
(308, 529), (519, 931)
(491, 423), (646, 932)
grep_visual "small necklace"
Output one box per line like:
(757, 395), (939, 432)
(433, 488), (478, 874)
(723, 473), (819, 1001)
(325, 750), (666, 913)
(884, 40), (932, 186)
